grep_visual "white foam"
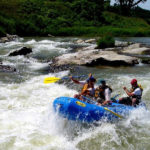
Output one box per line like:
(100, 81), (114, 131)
(0, 73), (78, 149)
(25, 39), (37, 45)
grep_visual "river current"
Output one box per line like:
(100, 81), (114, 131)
(0, 37), (150, 150)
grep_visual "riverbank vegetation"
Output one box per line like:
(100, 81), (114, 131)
(0, 0), (150, 37)
(97, 35), (115, 49)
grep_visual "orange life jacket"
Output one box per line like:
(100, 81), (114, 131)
(81, 83), (95, 96)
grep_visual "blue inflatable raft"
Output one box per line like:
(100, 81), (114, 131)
(53, 97), (146, 123)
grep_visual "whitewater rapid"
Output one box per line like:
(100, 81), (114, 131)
(0, 37), (150, 150)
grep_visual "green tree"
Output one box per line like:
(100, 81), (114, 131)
(115, 0), (147, 15)
(71, 0), (104, 22)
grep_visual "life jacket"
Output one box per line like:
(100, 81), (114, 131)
(81, 83), (88, 95)
(131, 84), (143, 100)
(95, 85), (112, 100)
(81, 83), (94, 96)
(138, 84), (143, 91)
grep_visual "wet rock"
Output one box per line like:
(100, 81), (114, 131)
(141, 50), (150, 55)
(76, 39), (96, 44)
(85, 39), (96, 43)
(9, 47), (32, 56)
(122, 43), (150, 55)
(0, 65), (16, 72)
(54, 47), (139, 66)
(49, 63), (74, 73)
(141, 58), (150, 64)
(0, 34), (19, 43)
(48, 34), (55, 37)
(0, 37), (9, 43)
(76, 39), (84, 44)
(6, 34), (18, 41)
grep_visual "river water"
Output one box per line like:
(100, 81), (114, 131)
(0, 37), (150, 150)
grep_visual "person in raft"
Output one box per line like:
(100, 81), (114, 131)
(95, 80), (113, 106)
(118, 79), (143, 106)
(70, 73), (96, 100)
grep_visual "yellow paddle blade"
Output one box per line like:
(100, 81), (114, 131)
(44, 77), (61, 84)
(104, 107), (123, 119)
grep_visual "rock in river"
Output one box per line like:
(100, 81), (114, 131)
(0, 34), (19, 43)
(0, 64), (16, 72)
(54, 47), (138, 66)
(9, 47), (32, 56)
(122, 43), (150, 55)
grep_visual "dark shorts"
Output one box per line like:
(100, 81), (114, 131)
(119, 97), (140, 106)
(97, 98), (105, 104)
(119, 97), (132, 105)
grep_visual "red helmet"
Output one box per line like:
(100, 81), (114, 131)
(131, 79), (137, 85)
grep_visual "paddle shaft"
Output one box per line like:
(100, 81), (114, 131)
(62, 75), (87, 80)
(82, 96), (123, 118)
(104, 107), (123, 118)
(44, 75), (87, 84)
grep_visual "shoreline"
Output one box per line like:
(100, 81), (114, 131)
(1, 26), (150, 38)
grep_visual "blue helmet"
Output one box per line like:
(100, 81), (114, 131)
(86, 76), (96, 83)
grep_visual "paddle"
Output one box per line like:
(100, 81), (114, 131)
(44, 75), (86, 84)
(113, 94), (120, 99)
(103, 107), (123, 118)
(111, 94), (120, 103)
(82, 96), (123, 118)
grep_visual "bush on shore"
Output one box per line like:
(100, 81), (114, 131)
(96, 35), (115, 49)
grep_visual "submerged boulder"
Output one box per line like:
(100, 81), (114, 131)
(0, 64), (16, 72)
(9, 47), (32, 56)
(49, 63), (73, 73)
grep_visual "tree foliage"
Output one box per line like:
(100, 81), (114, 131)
(0, 0), (150, 36)
(115, 0), (147, 15)
(71, 0), (104, 21)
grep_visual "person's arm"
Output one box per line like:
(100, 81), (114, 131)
(70, 76), (80, 84)
(123, 87), (134, 97)
(90, 87), (95, 96)
(105, 88), (111, 101)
